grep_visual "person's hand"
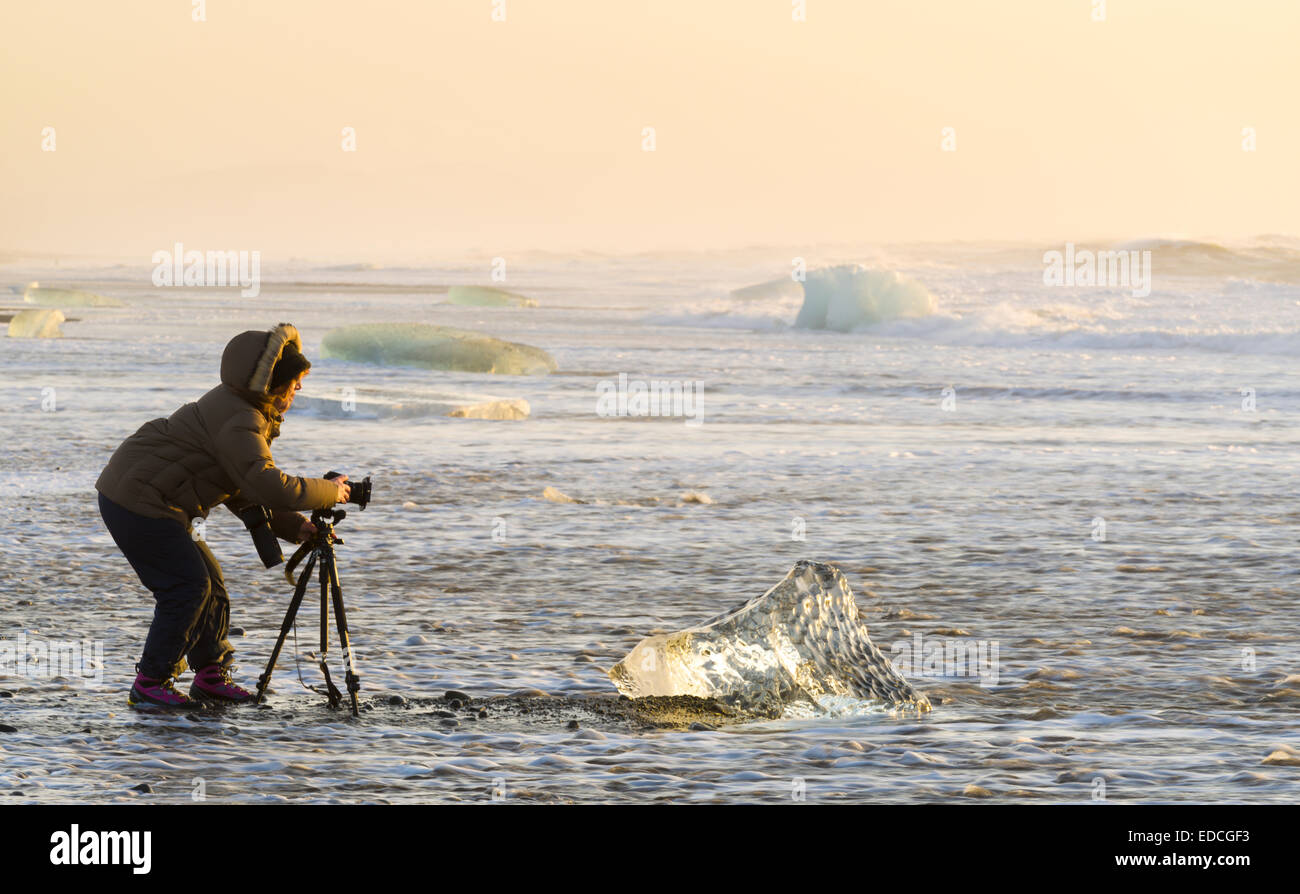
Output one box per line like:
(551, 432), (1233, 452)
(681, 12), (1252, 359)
(333, 474), (351, 505)
(299, 519), (339, 543)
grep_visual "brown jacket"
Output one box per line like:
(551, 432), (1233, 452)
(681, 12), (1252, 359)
(95, 323), (337, 542)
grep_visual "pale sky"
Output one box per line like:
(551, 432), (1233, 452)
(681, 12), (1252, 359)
(2, 0), (1296, 261)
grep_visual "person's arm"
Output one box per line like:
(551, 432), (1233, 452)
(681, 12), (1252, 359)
(215, 411), (338, 512)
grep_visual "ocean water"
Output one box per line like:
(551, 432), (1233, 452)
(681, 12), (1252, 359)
(1, 240), (1298, 803)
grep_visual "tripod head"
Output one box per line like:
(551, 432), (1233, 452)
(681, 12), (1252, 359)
(312, 507), (347, 526)
(307, 507), (347, 545)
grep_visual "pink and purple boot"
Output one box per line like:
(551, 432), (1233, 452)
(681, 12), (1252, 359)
(128, 672), (194, 709)
(189, 664), (255, 704)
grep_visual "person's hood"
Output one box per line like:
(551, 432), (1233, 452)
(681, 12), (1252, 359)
(220, 323), (304, 395)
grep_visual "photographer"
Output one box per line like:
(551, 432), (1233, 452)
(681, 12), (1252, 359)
(96, 323), (351, 708)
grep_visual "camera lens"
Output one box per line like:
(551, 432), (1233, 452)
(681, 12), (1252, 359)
(351, 476), (372, 509)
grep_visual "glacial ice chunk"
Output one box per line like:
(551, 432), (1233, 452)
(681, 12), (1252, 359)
(448, 285), (538, 308)
(447, 399), (530, 419)
(609, 560), (930, 715)
(795, 265), (935, 331)
(320, 323), (557, 375)
(541, 486), (580, 503)
(23, 285), (123, 307)
(7, 308), (66, 338)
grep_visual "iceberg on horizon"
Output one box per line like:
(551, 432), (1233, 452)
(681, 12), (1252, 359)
(23, 284), (124, 307)
(448, 285), (538, 308)
(795, 265), (935, 331)
(609, 560), (930, 716)
(730, 277), (804, 302)
(320, 323), (556, 375)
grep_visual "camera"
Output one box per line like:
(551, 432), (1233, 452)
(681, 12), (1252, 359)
(325, 470), (373, 510)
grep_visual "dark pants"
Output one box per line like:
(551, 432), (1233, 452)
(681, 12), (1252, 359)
(98, 492), (234, 680)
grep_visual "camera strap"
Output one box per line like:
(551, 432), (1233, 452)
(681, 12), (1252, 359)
(284, 541), (313, 587)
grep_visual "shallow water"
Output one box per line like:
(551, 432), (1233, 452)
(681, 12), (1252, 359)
(1, 245), (1298, 802)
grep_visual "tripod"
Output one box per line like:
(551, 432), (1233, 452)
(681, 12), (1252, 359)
(254, 507), (361, 716)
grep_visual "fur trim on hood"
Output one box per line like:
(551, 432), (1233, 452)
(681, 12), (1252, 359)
(221, 323), (304, 395)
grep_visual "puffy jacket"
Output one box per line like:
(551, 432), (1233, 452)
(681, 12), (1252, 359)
(95, 322), (338, 542)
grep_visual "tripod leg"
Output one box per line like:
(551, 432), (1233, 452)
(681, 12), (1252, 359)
(318, 549), (342, 709)
(326, 550), (361, 717)
(255, 551), (317, 705)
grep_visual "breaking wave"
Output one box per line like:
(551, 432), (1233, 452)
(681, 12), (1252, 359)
(1110, 237), (1300, 283)
(609, 561), (929, 717)
(868, 307), (1300, 355)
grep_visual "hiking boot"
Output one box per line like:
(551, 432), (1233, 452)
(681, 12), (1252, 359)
(189, 664), (255, 704)
(128, 672), (194, 709)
